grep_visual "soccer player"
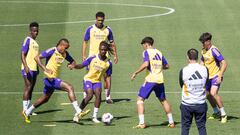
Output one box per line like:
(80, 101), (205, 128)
(131, 37), (175, 129)
(70, 41), (113, 123)
(82, 11), (118, 104)
(199, 32), (228, 123)
(179, 48), (208, 135)
(22, 38), (89, 123)
(21, 22), (39, 115)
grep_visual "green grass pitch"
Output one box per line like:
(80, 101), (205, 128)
(0, 0), (239, 135)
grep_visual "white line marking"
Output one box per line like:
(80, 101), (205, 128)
(0, 1), (175, 27)
(0, 91), (239, 95)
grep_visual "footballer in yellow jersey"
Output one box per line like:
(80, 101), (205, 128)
(72, 41), (113, 123)
(21, 22), (39, 113)
(22, 39), (89, 124)
(131, 37), (175, 128)
(199, 32), (228, 123)
(82, 11), (118, 104)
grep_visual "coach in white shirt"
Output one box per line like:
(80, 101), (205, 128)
(179, 48), (209, 135)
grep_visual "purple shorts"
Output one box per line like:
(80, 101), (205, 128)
(83, 80), (102, 91)
(206, 75), (222, 91)
(138, 82), (166, 100)
(43, 78), (62, 94)
(21, 69), (38, 79)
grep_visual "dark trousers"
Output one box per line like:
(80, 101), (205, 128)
(180, 103), (207, 135)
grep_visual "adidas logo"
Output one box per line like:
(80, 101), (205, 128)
(188, 71), (203, 80)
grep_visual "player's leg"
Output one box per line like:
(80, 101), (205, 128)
(92, 85), (102, 123)
(80, 81), (94, 110)
(206, 78), (220, 119)
(180, 104), (193, 135)
(210, 86), (227, 123)
(22, 70), (35, 111)
(22, 91), (53, 123)
(134, 82), (153, 129)
(104, 74), (113, 104)
(194, 103), (207, 135)
(155, 83), (174, 128)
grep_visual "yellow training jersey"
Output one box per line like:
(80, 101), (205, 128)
(143, 48), (168, 84)
(201, 45), (224, 79)
(41, 47), (74, 78)
(82, 55), (112, 83)
(83, 24), (114, 57)
(21, 36), (39, 71)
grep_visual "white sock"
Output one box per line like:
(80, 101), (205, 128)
(72, 101), (82, 114)
(93, 107), (99, 118)
(27, 100), (31, 109)
(219, 107), (226, 116)
(83, 92), (87, 98)
(25, 105), (35, 116)
(167, 113), (174, 124)
(23, 100), (28, 111)
(213, 107), (220, 114)
(105, 89), (111, 100)
(139, 114), (144, 124)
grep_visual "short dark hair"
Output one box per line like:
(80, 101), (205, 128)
(187, 48), (198, 60)
(29, 22), (39, 28)
(199, 32), (212, 43)
(56, 38), (69, 46)
(141, 37), (154, 45)
(96, 11), (105, 18)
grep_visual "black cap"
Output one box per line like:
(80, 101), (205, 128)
(141, 37), (154, 45)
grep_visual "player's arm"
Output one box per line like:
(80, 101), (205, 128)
(107, 27), (118, 64)
(82, 40), (88, 61)
(34, 54), (52, 74)
(162, 55), (169, 70)
(131, 61), (149, 80)
(110, 42), (118, 64)
(65, 51), (76, 70)
(212, 48), (227, 83)
(82, 26), (91, 61)
(179, 69), (183, 88)
(218, 59), (227, 79)
(74, 56), (94, 69)
(105, 61), (112, 90)
(21, 38), (30, 73)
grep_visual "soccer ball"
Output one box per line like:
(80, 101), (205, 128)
(101, 113), (113, 125)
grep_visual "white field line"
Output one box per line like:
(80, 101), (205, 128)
(0, 1), (175, 27)
(0, 91), (239, 95)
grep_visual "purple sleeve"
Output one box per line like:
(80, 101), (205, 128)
(106, 60), (112, 76)
(211, 48), (224, 62)
(162, 55), (168, 66)
(83, 26), (92, 41)
(40, 48), (55, 58)
(65, 51), (74, 63)
(107, 27), (114, 43)
(201, 56), (204, 61)
(21, 38), (30, 54)
(143, 51), (149, 62)
(81, 56), (95, 67)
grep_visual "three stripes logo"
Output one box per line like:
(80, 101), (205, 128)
(188, 71), (203, 80)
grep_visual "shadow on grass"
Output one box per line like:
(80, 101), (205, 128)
(34, 109), (63, 115)
(227, 115), (239, 121)
(101, 98), (132, 103)
(148, 121), (180, 128)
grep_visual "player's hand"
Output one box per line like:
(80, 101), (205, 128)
(45, 69), (53, 75)
(82, 56), (86, 62)
(131, 73), (137, 81)
(67, 63), (75, 70)
(24, 66), (30, 73)
(216, 76), (222, 84)
(114, 56), (118, 64)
